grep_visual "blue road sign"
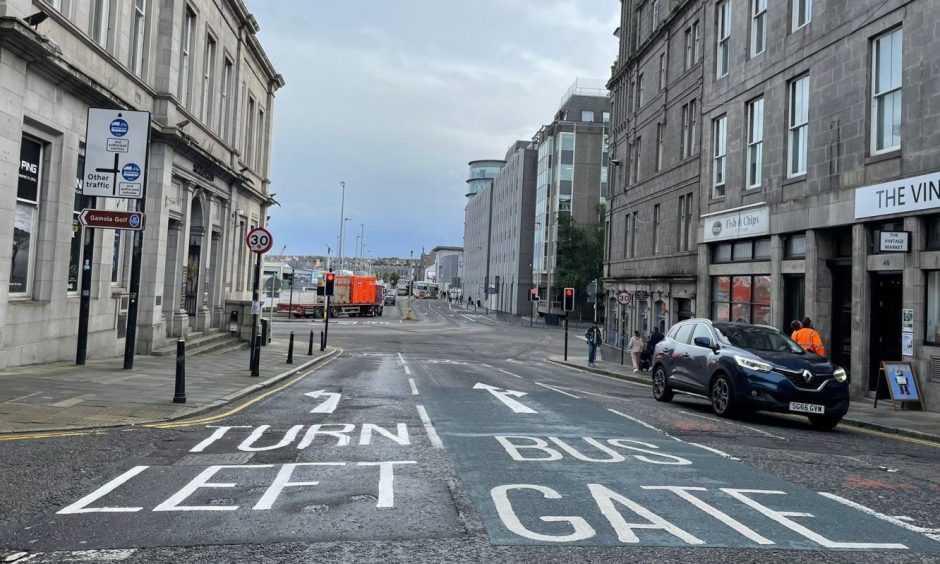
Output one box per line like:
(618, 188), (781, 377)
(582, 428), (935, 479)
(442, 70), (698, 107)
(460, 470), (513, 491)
(128, 213), (141, 229)
(109, 118), (129, 137)
(121, 163), (141, 181)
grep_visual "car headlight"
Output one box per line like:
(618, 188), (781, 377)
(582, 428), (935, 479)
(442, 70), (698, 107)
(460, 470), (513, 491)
(833, 367), (847, 382)
(734, 355), (772, 372)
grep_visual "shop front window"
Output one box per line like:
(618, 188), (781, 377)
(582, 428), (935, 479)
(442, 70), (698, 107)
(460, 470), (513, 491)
(711, 275), (771, 324)
(927, 272), (940, 344)
(926, 215), (940, 250)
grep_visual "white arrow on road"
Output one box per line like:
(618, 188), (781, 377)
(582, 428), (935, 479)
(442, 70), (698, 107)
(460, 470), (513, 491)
(305, 390), (341, 414)
(473, 383), (537, 414)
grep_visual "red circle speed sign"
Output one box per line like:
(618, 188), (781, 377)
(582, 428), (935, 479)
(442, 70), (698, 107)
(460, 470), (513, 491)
(245, 227), (273, 254)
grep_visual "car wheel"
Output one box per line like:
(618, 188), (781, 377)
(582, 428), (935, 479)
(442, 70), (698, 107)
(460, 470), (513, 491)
(710, 373), (737, 418)
(652, 365), (674, 402)
(808, 414), (842, 431)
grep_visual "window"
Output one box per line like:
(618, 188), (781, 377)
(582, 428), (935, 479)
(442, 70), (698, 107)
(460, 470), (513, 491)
(692, 324), (714, 347)
(747, 97), (764, 188)
(91, 0), (110, 46)
(602, 111), (610, 123)
(179, 7), (196, 107)
(754, 238), (772, 259)
(793, 0), (812, 30)
(927, 272), (940, 344)
(630, 211), (638, 257)
(581, 110), (594, 122)
(711, 275), (772, 325)
(751, 0), (767, 56)
(659, 52), (667, 90)
(636, 73), (644, 108)
(693, 20), (701, 62)
(681, 99), (697, 159)
(245, 96), (256, 166)
(130, 0), (147, 76)
(713, 115), (727, 197)
(221, 58), (233, 140)
(650, 0), (660, 30)
(653, 204), (661, 253)
(655, 122), (664, 171)
(926, 215), (940, 250)
(630, 137), (641, 184)
(11, 136), (42, 295)
(872, 28), (902, 154)
(785, 234), (807, 258)
(684, 25), (694, 70)
(788, 75), (810, 176)
(256, 108), (266, 171)
(716, 1), (731, 78)
(678, 192), (694, 251)
(623, 214), (631, 259)
(675, 324), (695, 344)
(201, 35), (216, 125)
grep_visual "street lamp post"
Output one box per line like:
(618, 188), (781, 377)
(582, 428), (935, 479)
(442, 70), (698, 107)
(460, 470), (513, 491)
(338, 181), (346, 271)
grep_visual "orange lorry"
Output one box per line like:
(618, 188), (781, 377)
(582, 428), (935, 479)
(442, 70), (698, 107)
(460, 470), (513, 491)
(277, 275), (385, 318)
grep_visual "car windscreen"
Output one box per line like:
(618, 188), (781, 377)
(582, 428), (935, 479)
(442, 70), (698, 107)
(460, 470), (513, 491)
(713, 323), (804, 354)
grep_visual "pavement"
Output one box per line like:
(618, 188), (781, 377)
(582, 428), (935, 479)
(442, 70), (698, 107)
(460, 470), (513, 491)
(551, 351), (940, 443)
(0, 334), (338, 433)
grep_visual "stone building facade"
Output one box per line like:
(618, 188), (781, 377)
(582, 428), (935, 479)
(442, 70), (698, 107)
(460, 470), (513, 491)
(608, 0), (940, 411)
(0, 0), (283, 368)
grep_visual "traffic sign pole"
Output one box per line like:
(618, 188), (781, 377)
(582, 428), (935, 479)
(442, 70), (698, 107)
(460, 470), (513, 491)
(564, 312), (569, 361)
(245, 227), (273, 376)
(122, 119), (152, 370)
(75, 196), (97, 365)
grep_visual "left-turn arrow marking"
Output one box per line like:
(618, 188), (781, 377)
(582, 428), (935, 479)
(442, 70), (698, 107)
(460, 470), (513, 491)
(305, 390), (341, 414)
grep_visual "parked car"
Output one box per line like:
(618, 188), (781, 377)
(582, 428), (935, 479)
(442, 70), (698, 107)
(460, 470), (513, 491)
(384, 293), (397, 305)
(650, 319), (849, 430)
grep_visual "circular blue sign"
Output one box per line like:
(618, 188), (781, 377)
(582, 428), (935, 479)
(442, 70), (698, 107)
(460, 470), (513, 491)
(129, 214), (141, 228)
(110, 118), (129, 137)
(122, 163), (141, 181)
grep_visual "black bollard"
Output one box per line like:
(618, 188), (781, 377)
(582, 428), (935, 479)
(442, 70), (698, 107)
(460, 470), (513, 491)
(287, 331), (295, 364)
(320, 330), (325, 352)
(173, 337), (186, 404)
(251, 335), (261, 376)
(308, 330), (314, 356)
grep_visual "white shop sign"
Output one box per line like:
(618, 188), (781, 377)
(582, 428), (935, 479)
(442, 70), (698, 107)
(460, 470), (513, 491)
(702, 206), (770, 243)
(855, 170), (940, 219)
(878, 231), (910, 253)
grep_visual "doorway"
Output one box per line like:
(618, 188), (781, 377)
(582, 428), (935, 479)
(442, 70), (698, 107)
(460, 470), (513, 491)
(869, 273), (903, 393)
(783, 275), (805, 333)
(829, 265), (852, 373)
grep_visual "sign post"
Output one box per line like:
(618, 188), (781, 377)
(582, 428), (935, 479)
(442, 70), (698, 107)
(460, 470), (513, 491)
(77, 108), (150, 368)
(246, 227), (273, 376)
(616, 290), (632, 366)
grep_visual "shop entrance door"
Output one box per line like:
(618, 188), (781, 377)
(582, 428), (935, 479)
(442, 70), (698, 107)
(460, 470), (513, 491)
(829, 266), (852, 373)
(869, 273), (903, 393)
(782, 275), (805, 333)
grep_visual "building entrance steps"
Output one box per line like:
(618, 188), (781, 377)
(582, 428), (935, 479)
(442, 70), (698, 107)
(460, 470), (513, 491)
(0, 337), (338, 434)
(549, 352), (940, 444)
(150, 330), (245, 357)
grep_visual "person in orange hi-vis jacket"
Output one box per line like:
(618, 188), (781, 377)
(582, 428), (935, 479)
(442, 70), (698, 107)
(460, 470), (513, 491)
(792, 317), (825, 356)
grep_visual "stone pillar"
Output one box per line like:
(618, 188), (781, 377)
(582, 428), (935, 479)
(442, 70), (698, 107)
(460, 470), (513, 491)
(850, 223), (870, 398)
(769, 234), (784, 330)
(695, 244), (709, 318)
(192, 224), (211, 331)
(172, 184), (194, 336)
(808, 230), (833, 354)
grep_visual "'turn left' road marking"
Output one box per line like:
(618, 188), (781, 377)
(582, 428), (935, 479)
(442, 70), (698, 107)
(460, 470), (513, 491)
(473, 383), (537, 414)
(306, 390), (341, 414)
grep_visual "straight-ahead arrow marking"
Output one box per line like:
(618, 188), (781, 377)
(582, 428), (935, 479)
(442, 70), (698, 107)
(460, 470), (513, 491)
(305, 390), (341, 414)
(473, 383), (537, 414)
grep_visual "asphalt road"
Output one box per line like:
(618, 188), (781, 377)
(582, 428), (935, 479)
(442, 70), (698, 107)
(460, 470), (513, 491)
(1, 298), (939, 563)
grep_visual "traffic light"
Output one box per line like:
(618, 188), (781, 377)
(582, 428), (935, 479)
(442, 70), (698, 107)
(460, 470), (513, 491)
(325, 271), (335, 296)
(529, 288), (540, 302)
(563, 287), (575, 311)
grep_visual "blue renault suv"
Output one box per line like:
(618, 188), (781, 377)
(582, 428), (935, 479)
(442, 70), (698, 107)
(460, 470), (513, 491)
(650, 319), (849, 430)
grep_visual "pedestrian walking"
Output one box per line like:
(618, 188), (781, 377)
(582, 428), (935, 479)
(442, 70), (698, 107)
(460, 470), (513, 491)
(585, 323), (603, 367)
(648, 326), (665, 351)
(628, 331), (645, 373)
(790, 319), (802, 341)
(792, 317), (826, 356)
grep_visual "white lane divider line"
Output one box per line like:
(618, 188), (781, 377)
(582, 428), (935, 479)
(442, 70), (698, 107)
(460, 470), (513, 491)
(534, 382), (580, 398)
(819, 492), (940, 542)
(495, 367), (523, 379)
(679, 410), (788, 441)
(397, 352), (407, 365)
(688, 442), (742, 461)
(607, 408), (683, 442)
(408, 378), (419, 396)
(404, 365), (412, 375)
(416, 405), (444, 448)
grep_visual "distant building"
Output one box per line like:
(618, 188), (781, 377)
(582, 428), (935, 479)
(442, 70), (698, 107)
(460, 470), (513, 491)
(463, 159), (503, 305)
(431, 246), (463, 292)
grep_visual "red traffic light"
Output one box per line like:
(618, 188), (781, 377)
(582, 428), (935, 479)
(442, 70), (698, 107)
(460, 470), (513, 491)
(565, 289), (573, 296)
(325, 272), (335, 282)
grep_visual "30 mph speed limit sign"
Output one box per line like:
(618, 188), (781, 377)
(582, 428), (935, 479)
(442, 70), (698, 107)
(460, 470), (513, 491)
(245, 227), (273, 254)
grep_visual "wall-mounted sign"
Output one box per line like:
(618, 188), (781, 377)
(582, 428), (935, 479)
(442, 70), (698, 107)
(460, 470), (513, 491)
(902, 332), (914, 357)
(855, 170), (940, 219)
(902, 308), (914, 333)
(702, 206), (770, 243)
(879, 231), (910, 253)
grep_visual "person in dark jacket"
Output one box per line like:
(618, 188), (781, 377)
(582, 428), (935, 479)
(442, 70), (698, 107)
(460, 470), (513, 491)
(648, 327), (665, 350)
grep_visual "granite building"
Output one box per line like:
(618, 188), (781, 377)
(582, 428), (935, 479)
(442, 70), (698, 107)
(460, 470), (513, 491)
(0, 0), (283, 368)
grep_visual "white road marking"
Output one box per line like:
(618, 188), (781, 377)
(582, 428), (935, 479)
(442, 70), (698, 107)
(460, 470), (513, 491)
(408, 378), (419, 395)
(642, 486), (774, 545)
(495, 367), (524, 379)
(507, 358), (544, 367)
(607, 409), (683, 442)
(4, 391), (41, 404)
(397, 352), (407, 365)
(473, 383), (537, 414)
(678, 410), (787, 441)
(819, 492), (940, 542)
(305, 390), (342, 414)
(57, 466), (148, 514)
(253, 462), (344, 510)
(357, 461), (417, 508)
(688, 442), (742, 461)
(534, 382), (580, 398)
(416, 405), (444, 448)
(404, 365), (412, 375)
(58, 550), (136, 561)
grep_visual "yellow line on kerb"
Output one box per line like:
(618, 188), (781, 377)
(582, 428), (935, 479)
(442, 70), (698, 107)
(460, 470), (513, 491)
(147, 352), (340, 429)
(845, 425), (940, 449)
(0, 430), (107, 442)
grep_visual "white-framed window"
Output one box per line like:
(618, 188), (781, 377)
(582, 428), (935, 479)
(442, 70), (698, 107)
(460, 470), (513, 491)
(872, 28), (902, 154)
(659, 51), (667, 90)
(788, 75), (810, 177)
(581, 110), (594, 122)
(245, 96), (255, 166)
(793, 0), (812, 30)
(623, 213), (631, 259)
(747, 97), (764, 188)
(630, 211), (638, 257)
(713, 115), (727, 197)
(653, 203), (661, 254)
(631, 136), (641, 185)
(179, 6), (196, 107)
(678, 192), (694, 251)
(256, 108), (265, 171)
(636, 73), (644, 108)
(680, 99), (697, 158)
(716, 1), (731, 78)
(751, 0), (767, 56)
(602, 111), (610, 123)
(656, 122), (664, 171)
(684, 25), (694, 69)
(201, 35), (216, 125)
(10, 136), (43, 296)
(130, 0), (147, 76)
(91, 0), (110, 46)
(650, 0), (660, 30)
(220, 57), (233, 141)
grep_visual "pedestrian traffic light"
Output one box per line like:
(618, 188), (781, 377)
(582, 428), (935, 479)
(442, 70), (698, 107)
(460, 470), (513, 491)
(530, 288), (540, 302)
(563, 287), (575, 311)
(325, 271), (335, 296)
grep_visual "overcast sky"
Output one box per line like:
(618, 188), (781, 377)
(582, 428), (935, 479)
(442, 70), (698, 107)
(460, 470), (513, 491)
(249, 0), (618, 259)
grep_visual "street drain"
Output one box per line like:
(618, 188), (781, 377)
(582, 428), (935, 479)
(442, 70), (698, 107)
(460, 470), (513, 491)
(302, 504), (329, 513)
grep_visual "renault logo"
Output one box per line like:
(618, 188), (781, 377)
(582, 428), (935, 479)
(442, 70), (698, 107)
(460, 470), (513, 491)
(802, 369), (814, 383)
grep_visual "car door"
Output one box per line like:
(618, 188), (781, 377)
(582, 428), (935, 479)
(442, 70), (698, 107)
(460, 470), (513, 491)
(666, 323), (696, 390)
(684, 323), (717, 393)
